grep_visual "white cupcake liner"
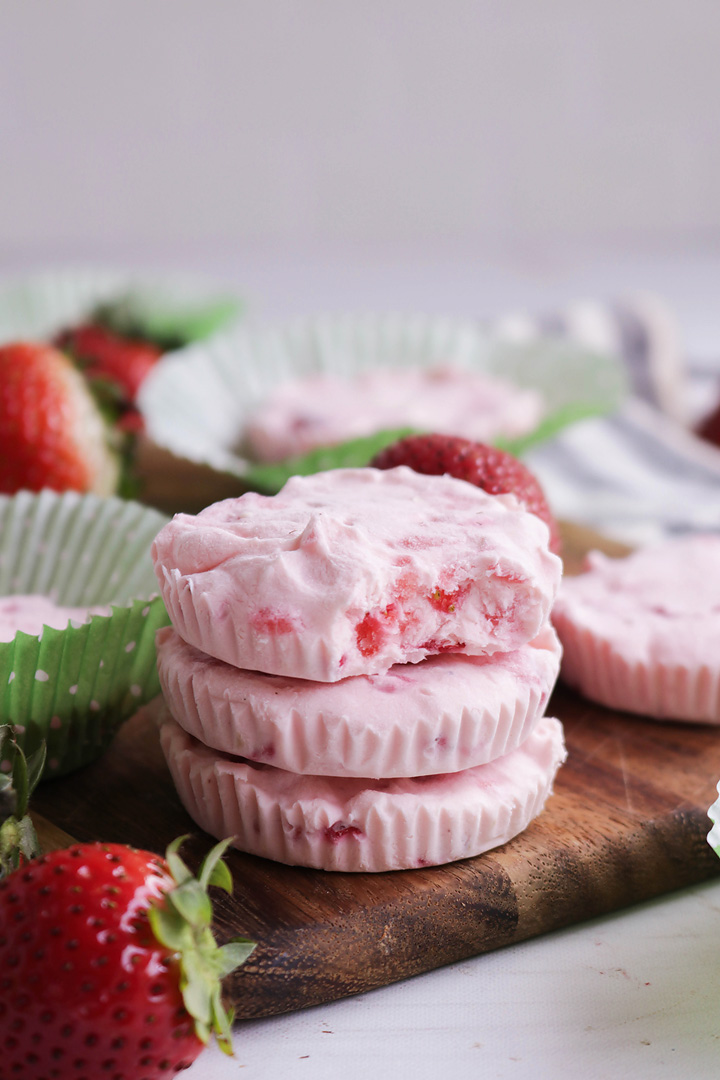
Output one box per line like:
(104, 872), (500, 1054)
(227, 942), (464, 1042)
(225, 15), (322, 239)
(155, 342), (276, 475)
(553, 612), (720, 723)
(708, 781), (720, 857)
(158, 711), (567, 873)
(138, 314), (627, 483)
(0, 268), (242, 347)
(0, 489), (170, 776)
(156, 625), (561, 778)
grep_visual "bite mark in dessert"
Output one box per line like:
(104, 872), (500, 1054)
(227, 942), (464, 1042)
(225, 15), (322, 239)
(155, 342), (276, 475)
(152, 467), (561, 681)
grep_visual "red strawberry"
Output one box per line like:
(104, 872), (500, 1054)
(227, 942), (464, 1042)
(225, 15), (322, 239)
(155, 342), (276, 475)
(696, 399), (720, 448)
(56, 322), (162, 402)
(371, 433), (562, 554)
(0, 342), (119, 495)
(0, 835), (254, 1079)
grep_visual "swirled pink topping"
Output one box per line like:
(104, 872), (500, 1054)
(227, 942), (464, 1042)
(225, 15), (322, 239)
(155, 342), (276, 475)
(152, 466), (561, 681)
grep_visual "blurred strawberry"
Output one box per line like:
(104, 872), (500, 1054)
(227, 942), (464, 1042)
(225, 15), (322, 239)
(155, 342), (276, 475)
(55, 322), (162, 401)
(696, 399), (720, 448)
(0, 342), (119, 495)
(371, 433), (562, 554)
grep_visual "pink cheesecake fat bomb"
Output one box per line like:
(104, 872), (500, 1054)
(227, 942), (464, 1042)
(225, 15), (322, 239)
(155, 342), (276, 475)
(0, 594), (109, 642)
(157, 623), (562, 777)
(553, 534), (720, 722)
(152, 467), (561, 681)
(245, 366), (545, 463)
(158, 710), (566, 872)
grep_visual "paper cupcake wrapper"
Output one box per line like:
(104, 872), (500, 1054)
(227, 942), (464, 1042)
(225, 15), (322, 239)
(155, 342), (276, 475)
(158, 710), (567, 872)
(156, 624), (562, 778)
(553, 611), (720, 724)
(708, 782), (720, 858)
(0, 489), (170, 777)
(0, 268), (242, 347)
(138, 315), (628, 487)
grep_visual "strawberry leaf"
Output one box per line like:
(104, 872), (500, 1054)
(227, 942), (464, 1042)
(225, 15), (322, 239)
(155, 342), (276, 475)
(0, 726), (45, 877)
(216, 938), (256, 978)
(197, 836), (235, 893)
(244, 427), (417, 493)
(93, 293), (243, 350)
(147, 837), (255, 1055)
(170, 879), (214, 928)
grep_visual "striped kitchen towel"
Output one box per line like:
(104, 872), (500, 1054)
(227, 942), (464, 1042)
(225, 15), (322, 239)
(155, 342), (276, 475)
(488, 292), (689, 424)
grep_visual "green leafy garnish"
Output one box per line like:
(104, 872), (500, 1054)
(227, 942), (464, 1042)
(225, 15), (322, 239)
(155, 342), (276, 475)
(149, 836), (255, 1055)
(243, 427), (417, 493)
(94, 292), (243, 350)
(496, 399), (617, 457)
(0, 726), (47, 878)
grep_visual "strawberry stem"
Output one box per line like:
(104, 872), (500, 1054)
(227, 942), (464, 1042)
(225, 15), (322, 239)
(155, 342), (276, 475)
(148, 837), (255, 1055)
(0, 725), (46, 878)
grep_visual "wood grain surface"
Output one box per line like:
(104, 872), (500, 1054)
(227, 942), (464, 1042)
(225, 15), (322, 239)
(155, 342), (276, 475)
(29, 514), (720, 1019)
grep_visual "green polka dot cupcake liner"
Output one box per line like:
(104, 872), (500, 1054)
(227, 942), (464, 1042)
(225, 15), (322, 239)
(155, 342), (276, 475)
(0, 489), (170, 779)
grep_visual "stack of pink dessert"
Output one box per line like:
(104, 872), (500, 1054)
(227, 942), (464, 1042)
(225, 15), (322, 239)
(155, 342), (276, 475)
(151, 466), (565, 872)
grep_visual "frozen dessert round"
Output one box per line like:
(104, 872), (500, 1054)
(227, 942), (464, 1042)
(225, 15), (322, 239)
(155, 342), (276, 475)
(156, 624), (562, 777)
(152, 467), (561, 681)
(158, 711), (566, 872)
(244, 366), (544, 462)
(553, 535), (720, 722)
(0, 594), (110, 643)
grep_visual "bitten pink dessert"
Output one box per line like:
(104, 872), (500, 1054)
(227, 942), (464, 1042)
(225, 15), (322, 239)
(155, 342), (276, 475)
(0, 594), (109, 642)
(245, 366), (544, 462)
(152, 467), (561, 681)
(159, 710), (566, 873)
(553, 534), (720, 722)
(156, 624), (561, 777)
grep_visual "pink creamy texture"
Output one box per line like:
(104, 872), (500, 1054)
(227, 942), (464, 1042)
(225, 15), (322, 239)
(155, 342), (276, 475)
(245, 366), (544, 462)
(156, 624), (562, 777)
(0, 594), (109, 642)
(158, 710), (567, 872)
(553, 535), (720, 721)
(152, 466), (561, 681)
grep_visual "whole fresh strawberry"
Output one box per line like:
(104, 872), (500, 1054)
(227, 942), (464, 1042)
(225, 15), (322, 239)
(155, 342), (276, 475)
(0, 835), (254, 1079)
(56, 322), (162, 403)
(696, 398), (720, 449)
(371, 433), (562, 554)
(0, 342), (119, 495)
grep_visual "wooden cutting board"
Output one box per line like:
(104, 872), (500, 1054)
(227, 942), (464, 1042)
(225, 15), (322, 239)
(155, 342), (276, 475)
(28, 508), (720, 1020)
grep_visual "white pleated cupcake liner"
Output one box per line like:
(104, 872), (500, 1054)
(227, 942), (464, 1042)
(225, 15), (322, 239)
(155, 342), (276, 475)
(0, 489), (170, 776)
(0, 267), (243, 345)
(158, 711), (566, 873)
(138, 314), (627, 484)
(708, 782), (720, 859)
(156, 624), (562, 778)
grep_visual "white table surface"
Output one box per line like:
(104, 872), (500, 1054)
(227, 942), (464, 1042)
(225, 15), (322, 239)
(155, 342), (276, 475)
(195, 877), (720, 1080)
(5, 243), (720, 1080)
